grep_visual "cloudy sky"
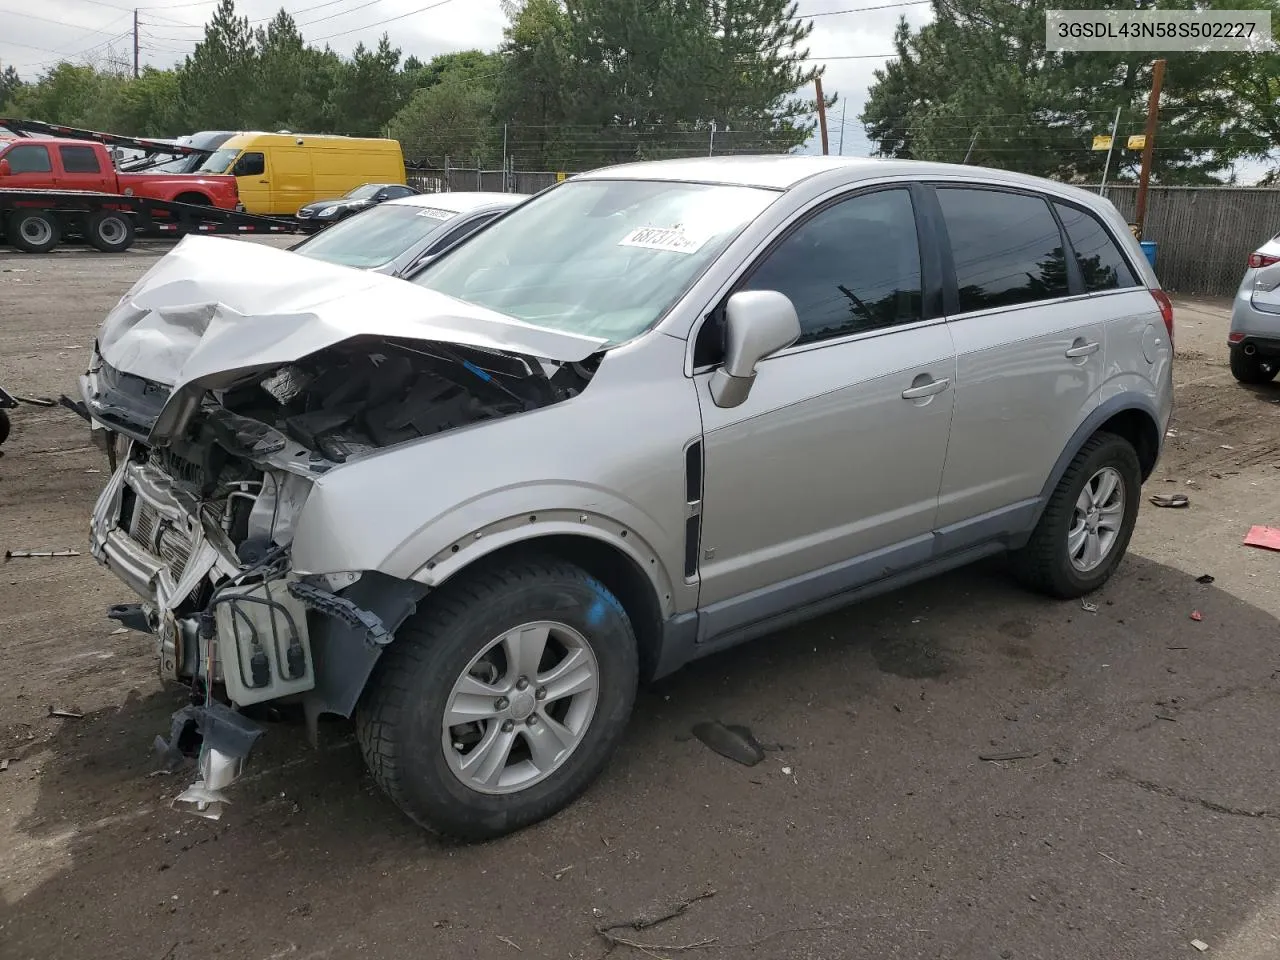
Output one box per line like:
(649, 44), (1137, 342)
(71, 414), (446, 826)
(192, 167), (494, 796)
(1, 0), (934, 155)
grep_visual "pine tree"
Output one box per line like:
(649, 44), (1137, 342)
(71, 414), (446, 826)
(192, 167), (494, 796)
(176, 0), (257, 128)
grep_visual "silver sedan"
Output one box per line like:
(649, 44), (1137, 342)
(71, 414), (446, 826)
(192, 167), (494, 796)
(289, 191), (526, 278)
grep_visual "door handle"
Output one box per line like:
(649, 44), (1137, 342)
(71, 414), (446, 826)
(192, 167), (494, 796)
(901, 377), (951, 400)
(1065, 340), (1100, 358)
(258, 179), (270, 183)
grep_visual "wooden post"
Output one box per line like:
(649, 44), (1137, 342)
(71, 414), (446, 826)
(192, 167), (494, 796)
(1134, 58), (1165, 241)
(815, 77), (829, 155)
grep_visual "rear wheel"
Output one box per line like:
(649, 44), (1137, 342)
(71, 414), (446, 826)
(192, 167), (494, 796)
(356, 555), (639, 840)
(10, 211), (60, 253)
(1229, 344), (1279, 384)
(86, 210), (135, 253)
(0, 409), (10, 447)
(1012, 432), (1141, 598)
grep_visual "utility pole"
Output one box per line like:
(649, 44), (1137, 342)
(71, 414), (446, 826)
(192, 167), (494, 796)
(708, 120), (716, 157)
(838, 99), (847, 155)
(1098, 105), (1121, 195)
(815, 77), (829, 155)
(132, 8), (139, 78)
(502, 123), (508, 192)
(963, 130), (978, 164)
(1134, 58), (1166, 241)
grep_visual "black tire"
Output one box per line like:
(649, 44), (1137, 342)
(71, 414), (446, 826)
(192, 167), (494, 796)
(9, 211), (60, 253)
(1229, 345), (1279, 385)
(0, 409), (9, 447)
(1011, 431), (1141, 599)
(356, 555), (639, 840)
(86, 210), (135, 253)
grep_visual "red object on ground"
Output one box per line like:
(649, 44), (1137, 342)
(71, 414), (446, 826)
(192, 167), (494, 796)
(1190, 610), (1203, 622)
(1243, 526), (1280, 551)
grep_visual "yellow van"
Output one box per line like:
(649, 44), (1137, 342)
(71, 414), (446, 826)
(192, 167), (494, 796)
(196, 133), (406, 217)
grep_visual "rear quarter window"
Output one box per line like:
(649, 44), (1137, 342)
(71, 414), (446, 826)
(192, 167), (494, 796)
(1053, 202), (1140, 292)
(59, 145), (102, 174)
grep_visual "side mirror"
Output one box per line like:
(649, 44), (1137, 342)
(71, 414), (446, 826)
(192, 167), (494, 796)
(0, 159), (10, 176)
(374, 192), (388, 202)
(709, 290), (801, 408)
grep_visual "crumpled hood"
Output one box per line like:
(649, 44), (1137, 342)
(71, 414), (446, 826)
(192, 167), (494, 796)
(99, 235), (606, 391)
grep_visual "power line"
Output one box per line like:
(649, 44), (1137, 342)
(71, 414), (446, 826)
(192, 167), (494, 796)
(799, 0), (931, 16)
(308, 0), (462, 42)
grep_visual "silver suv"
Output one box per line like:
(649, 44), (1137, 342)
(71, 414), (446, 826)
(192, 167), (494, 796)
(83, 156), (1174, 838)
(1229, 229), (1280, 384)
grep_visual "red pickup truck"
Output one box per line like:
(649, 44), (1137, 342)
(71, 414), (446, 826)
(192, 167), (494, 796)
(0, 137), (239, 209)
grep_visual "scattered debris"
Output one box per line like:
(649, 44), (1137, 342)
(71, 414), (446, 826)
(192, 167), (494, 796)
(1195, 574), (1215, 584)
(1098, 851), (1125, 866)
(1155, 714), (1177, 722)
(0, 758), (15, 772)
(5, 549), (80, 560)
(496, 936), (522, 952)
(1190, 610), (1204, 622)
(1191, 939), (1208, 952)
(1167, 645), (1189, 650)
(594, 889), (718, 956)
(48, 706), (84, 719)
(980, 750), (1038, 763)
(1219, 444), (1235, 450)
(1150, 493), (1190, 508)
(552, 865), (574, 881)
(692, 721), (765, 766)
(12, 395), (55, 407)
(111, 627), (129, 635)
(1243, 526), (1280, 552)
(1081, 599), (1099, 613)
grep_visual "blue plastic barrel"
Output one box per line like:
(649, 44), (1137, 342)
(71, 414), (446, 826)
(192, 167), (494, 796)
(1140, 240), (1158, 269)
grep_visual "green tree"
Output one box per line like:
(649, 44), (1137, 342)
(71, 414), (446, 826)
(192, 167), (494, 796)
(328, 36), (402, 136)
(106, 68), (182, 136)
(5, 64), (123, 129)
(494, 0), (574, 166)
(862, 0), (1280, 184)
(176, 0), (257, 129)
(389, 75), (498, 166)
(0, 65), (23, 111)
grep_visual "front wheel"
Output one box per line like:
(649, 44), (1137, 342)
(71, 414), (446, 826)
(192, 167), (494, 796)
(1012, 432), (1141, 598)
(356, 555), (639, 840)
(9, 211), (60, 253)
(1229, 344), (1279, 385)
(0, 409), (10, 447)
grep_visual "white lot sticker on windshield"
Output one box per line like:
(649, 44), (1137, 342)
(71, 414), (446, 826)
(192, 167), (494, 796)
(618, 225), (706, 254)
(416, 208), (453, 220)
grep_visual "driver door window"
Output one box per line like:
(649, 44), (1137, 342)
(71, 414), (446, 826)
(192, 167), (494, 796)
(233, 152), (265, 177)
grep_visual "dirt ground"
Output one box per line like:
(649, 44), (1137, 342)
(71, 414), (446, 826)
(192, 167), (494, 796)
(2, 242), (1279, 960)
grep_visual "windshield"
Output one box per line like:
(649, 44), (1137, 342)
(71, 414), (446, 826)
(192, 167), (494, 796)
(414, 179), (777, 343)
(344, 184), (382, 200)
(196, 147), (238, 174)
(294, 204), (451, 269)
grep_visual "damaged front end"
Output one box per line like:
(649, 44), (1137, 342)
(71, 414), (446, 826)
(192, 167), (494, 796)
(85, 239), (603, 818)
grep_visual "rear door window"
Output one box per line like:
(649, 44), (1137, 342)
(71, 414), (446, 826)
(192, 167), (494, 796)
(1053, 202), (1139, 292)
(937, 187), (1070, 313)
(58, 145), (102, 174)
(6, 144), (52, 173)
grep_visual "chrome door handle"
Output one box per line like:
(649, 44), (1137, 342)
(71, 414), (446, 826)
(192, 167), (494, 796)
(901, 377), (951, 400)
(1065, 340), (1100, 358)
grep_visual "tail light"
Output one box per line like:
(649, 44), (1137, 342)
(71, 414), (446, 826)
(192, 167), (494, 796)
(1248, 252), (1280, 269)
(1151, 288), (1174, 348)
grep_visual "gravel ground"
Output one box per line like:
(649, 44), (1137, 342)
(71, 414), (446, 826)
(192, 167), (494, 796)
(1, 241), (1278, 960)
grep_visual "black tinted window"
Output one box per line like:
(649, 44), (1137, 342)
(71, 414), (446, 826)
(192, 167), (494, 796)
(938, 188), (1069, 312)
(6, 145), (52, 173)
(744, 188), (922, 345)
(233, 152), (264, 177)
(1054, 202), (1138, 292)
(386, 185), (414, 198)
(59, 145), (101, 174)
